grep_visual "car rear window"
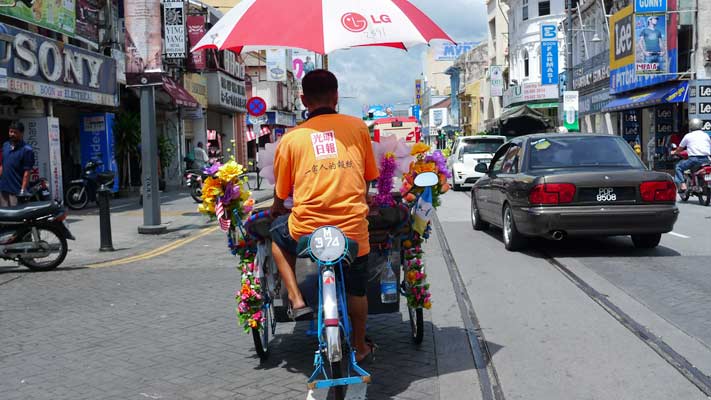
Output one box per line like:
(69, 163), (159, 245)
(527, 136), (645, 170)
(460, 139), (505, 154)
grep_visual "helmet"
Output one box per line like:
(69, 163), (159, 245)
(557, 126), (569, 133)
(689, 118), (704, 131)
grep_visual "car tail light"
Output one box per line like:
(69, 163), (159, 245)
(640, 181), (676, 202)
(529, 183), (576, 205)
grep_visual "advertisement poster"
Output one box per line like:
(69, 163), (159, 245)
(490, 65), (504, 97)
(80, 113), (119, 192)
(635, 14), (667, 75)
(164, 1), (186, 59)
(266, 49), (287, 82)
(563, 91), (580, 131)
(76, 0), (100, 45)
(0, 0), (75, 36)
(622, 109), (641, 145)
(21, 117), (64, 202)
(292, 50), (316, 80)
(434, 42), (478, 61)
(415, 79), (423, 106)
(124, 0), (163, 85)
(540, 25), (559, 85)
(187, 15), (207, 70)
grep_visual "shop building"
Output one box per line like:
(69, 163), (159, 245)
(500, 0), (568, 133)
(482, 0), (509, 131)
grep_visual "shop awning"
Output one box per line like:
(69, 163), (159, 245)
(498, 105), (553, 135)
(245, 126), (271, 142)
(602, 81), (689, 112)
(160, 76), (200, 109)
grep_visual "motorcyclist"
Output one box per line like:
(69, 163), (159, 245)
(673, 118), (711, 191)
(270, 69), (379, 363)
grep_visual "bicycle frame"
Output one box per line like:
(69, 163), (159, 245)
(306, 240), (370, 391)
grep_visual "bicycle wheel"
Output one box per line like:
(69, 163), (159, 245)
(251, 302), (272, 361)
(408, 305), (424, 344)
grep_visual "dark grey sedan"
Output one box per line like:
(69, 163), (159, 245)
(470, 134), (679, 251)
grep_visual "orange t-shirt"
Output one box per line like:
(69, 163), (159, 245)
(273, 114), (379, 256)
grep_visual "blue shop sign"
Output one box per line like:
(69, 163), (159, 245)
(0, 23), (118, 107)
(635, 0), (667, 13)
(610, 51), (677, 94)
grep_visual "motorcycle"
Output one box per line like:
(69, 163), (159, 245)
(184, 169), (207, 203)
(18, 178), (52, 204)
(0, 199), (75, 271)
(64, 159), (114, 210)
(671, 144), (711, 206)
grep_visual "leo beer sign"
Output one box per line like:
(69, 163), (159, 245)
(688, 80), (711, 133)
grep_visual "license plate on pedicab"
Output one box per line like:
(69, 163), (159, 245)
(705, 175), (711, 182)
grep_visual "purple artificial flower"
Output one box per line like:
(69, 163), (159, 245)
(426, 151), (451, 178)
(221, 181), (241, 204)
(204, 162), (222, 175)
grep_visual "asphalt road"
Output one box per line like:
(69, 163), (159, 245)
(438, 189), (711, 399)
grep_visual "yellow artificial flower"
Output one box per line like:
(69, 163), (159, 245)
(249, 319), (258, 328)
(407, 270), (418, 283)
(201, 176), (223, 200)
(198, 202), (215, 214)
(216, 160), (245, 183)
(244, 198), (255, 207)
(413, 161), (437, 174)
(384, 151), (395, 159)
(410, 143), (430, 156)
(424, 300), (432, 310)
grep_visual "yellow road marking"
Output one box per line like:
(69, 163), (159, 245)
(87, 226), (219, 268)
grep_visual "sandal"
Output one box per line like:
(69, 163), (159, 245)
(356, 341), (377, 364)
(287, 303), (313, 321)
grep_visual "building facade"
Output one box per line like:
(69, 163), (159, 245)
(454, 43), (489, 134)
(483, 0), (510, 131)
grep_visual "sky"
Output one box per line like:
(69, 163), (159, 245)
(329, 0), (489, 118)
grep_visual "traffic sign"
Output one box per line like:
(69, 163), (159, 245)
(249, 114), (268, 125)
(247, 97), (267, 117)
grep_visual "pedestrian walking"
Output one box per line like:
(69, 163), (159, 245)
(0, 121), (35, 207)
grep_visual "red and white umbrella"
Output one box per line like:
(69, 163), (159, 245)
(192, 0), (454, 54)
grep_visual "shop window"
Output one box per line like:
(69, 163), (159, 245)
(539, 1), (550, 16)
(678, 25), (693, 72)
(522, 0), (529, 21)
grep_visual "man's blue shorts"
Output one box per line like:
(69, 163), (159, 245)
(270, 214), (369, 297)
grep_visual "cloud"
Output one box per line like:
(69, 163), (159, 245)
(330, 0), (488, 117)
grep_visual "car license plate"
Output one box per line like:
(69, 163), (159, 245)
(596, 187), (617, 202)
(705, 175), (711, 182)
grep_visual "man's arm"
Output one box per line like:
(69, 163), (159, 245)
(21, 170), (30, 192)
(638, 33), (646, 54)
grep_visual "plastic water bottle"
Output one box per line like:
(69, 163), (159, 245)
(380, 263), (398, 304)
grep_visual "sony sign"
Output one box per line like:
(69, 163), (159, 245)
(12, 33), (104, 89)
(0, 23), (117, 106)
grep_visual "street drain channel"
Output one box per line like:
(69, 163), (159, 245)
(432, 212), (506, 400)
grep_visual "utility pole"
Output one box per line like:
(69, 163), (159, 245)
(566, 0), (574, 92)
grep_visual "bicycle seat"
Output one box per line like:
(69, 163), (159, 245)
(296, 234), (359, 264)
(244, 208), (272, 240)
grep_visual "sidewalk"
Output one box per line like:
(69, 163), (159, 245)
(63, 173), (274, 268)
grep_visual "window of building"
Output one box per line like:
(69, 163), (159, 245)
(522, 0), (529, 21)
(539, 1), (550, 16)
(523, 50), (530, 77)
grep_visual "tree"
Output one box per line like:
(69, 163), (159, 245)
(113, 112), (141, 188)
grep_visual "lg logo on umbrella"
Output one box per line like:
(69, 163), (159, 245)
(341, 12), (392, 32)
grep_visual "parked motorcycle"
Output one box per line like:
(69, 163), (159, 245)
(64, 159), (115, 210)
(184, 170), (207, 203)
(671, 145), (711, 206)
(0, 200), (75, 271)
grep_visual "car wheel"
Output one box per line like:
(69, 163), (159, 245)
(502, 204), (526, 251)
(631, 234), (661, 249)
(471, 195), (488, 231)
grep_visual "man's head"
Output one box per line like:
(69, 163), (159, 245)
(647, 16), (658, 28)
(8, 121), (24, 143)
(301, 69), (338, 112)
(689, 118), (704, 131)
(197, 141), (204, 148)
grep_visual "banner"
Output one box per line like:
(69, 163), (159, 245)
(490, 65), (504, 97)
(292, 49), (316, 80)
(76, 0), (100, 45)
(80, 113), (119, 192)
(266, 49), (287, 82)
(187, 15), (207, 70)
(434, 42), (478, 61)
(415, 79), (423, 106)
(0, 0), (75, 36)
(164, 1), (186, 59)
(124, 0), (163, 86)
(563, 91), (580, 131)
(540, 25), (559, 85)
(22, 117), (64, 202)
(635, 14), (667, 75)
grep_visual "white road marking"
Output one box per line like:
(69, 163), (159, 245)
(668, 232), (690, 239)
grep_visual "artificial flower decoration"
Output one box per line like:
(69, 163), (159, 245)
(373, 152), (398, 207)
(372, 135), (415, 175)
(258, 140), (280, 185)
